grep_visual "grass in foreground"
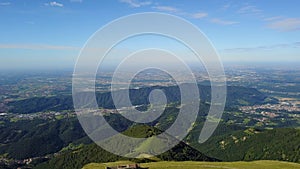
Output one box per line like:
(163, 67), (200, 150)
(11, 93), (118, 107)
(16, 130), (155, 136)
(83, 160), (300, 169)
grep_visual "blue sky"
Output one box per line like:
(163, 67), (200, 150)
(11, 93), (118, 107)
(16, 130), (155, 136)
(0, 0), (300, 69)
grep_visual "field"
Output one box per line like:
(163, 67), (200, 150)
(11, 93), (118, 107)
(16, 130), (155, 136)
(83, 160), (300, 169)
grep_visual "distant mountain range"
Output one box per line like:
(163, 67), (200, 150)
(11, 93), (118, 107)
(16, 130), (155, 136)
(7, 84), (277, 114)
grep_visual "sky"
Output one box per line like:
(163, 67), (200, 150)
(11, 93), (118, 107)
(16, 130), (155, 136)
(0, 0), (300, 70)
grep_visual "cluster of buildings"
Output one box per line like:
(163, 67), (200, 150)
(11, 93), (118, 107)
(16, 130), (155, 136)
(107, 163), (142, 169)
(1, 107), (137, 122)
(240, 102), (300, 115)
(0, 111), (75, 121)
(0, 156), (49, 169)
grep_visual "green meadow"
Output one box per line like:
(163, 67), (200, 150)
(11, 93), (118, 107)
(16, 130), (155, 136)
(83, 160), (300, 169)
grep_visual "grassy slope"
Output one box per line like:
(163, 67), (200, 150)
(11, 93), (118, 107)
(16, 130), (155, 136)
(83, 160), (300, 169)
(34, 125), (216, 169)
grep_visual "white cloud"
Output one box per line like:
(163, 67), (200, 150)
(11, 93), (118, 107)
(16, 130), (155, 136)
(191, 12), (208, 19)
(237, 5), (262, 15)
(264, 16), (283, 21)
(267, 18), (300, 31)
(0, 2), (10, 6)
(152, 5), (179, 12)
(210, 18), (238, 25)
(119, 0), (151, 8)
(44, 1), (64, 7)
(0, 44), (78, 50)
(222, 42), (300, 52)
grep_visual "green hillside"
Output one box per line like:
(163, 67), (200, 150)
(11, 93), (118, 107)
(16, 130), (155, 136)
(193, 128), (300, 162)
(83, 160), (300, 169)
(33, 125), (300, 169)
(34, 125), (216, 169)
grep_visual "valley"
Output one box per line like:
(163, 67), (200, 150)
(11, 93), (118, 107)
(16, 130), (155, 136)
(0, 68), (299, 169)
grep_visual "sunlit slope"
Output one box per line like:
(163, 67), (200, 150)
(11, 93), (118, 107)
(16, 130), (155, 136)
(83, 160), (300, 169)
(97, 125), (216, 161)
